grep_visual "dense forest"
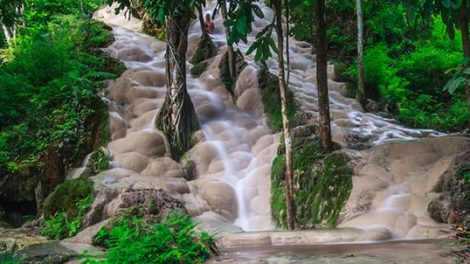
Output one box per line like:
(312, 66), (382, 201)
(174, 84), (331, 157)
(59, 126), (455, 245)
(0, 0), (469, 263)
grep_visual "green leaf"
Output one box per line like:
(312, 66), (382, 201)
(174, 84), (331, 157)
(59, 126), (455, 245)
(252, 4), (264, 18)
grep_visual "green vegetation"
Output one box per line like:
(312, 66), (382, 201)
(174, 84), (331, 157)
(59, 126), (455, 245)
(0, 16), (121, 175)
(81, 148), (111, 178)
(85, 212), (216, 264)
(0, 245), (23, 264)
(271, 133), (353, 228)
(258, 67), (296, 132)
(290, 1), (469, 131)
(0, 0), (124, 225)
(42, 176), (94, 239)
(344, 20), (468, 130)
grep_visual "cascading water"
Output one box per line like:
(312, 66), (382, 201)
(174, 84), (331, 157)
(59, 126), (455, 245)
(92, 2), (469, 240)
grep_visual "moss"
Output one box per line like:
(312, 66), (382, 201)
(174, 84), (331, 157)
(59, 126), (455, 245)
(42, 176), (94, 239)
(218, 50), (247, 94)
(191, 33), (217, 65)
(191, 61), (209, 78)
(80, 148), (110, 178)
(258, 67), (296, 132)
(271, 136), (353, 229)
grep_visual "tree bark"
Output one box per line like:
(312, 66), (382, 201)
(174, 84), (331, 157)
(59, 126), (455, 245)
(285, 0), (290, 86)
(274, 0), (296, 230)
(456, 3), (470, 126)
(315, 0), (332, 153)
(220, 0), (237, 80)
(156, 13), (199, 160)
(356, 0), (366, 109)
(2, 24), (14, 46)
(197, 4), (208, 37)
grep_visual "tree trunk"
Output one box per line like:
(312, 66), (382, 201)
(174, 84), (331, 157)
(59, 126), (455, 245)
(315, 0), (332, 153)
(274, 0), (296, 230)
(197, 4), (208, 37)
(2, 24), (14, 46)
(356, 0), (366, 109)
(457, 3), (470, 126)
(156, 14), (199, 160)
(220, 0), (236, 80)
(285, 0), (291, 86)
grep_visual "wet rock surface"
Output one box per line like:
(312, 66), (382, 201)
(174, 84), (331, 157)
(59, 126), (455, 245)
(427, 150), (470, 228)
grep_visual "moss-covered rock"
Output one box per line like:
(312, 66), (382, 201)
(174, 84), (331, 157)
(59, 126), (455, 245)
(41, 176), (94, 239)
(192, 33), (217, 65)
(257, 67), (296, 132)
(92, 189), (187, 247)
(218, 49), (247, 94)
(190, 61), (209, 78)
(428, 150), (470, 229)
(271, 136), (353, 229)
(80, 147), (111, 178)
(189, 34), (217, 78)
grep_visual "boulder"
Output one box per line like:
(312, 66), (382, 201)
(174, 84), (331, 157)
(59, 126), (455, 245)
(141, 157), (185, 178)
(107, 130), (169, 158)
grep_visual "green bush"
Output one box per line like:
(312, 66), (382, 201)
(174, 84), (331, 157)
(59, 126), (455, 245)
(0, 16), (122, 175)
(347, 45), (394, 101)
(345, 24), (467, 131)
(85, 212), (216, 264)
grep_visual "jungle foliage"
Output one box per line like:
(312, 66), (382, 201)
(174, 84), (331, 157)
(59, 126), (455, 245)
(84, 212), (216, 264)
(0, 2), (122, 177)
(289, 0), (469, 131)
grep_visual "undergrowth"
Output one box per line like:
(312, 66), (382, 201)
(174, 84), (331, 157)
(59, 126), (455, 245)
(83, 212), (216, 264)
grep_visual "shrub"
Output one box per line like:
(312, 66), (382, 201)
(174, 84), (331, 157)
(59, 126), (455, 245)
(85, 212), (216, 264)
(347, 45), (394, 101)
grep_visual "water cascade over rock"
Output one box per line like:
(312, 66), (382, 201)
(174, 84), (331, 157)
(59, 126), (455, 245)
(89, 2), (470, 243)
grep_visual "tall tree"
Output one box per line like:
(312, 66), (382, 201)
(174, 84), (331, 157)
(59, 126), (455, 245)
(273, 0), (296, 230)
(356, 0), (366, 109)
(218, 0), (237, 81)
(315, 0), (332, 153)
(197, 4), (208, 37)
(110, 0), (201, 160)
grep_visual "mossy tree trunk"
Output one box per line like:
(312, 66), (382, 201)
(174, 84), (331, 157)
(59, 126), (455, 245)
(274, 0), (296, 230)
(316, 0), (333, 153)
(220, 0), (237, 81)
(356, 0), (366, 109)
(156, 13), (199, 160)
